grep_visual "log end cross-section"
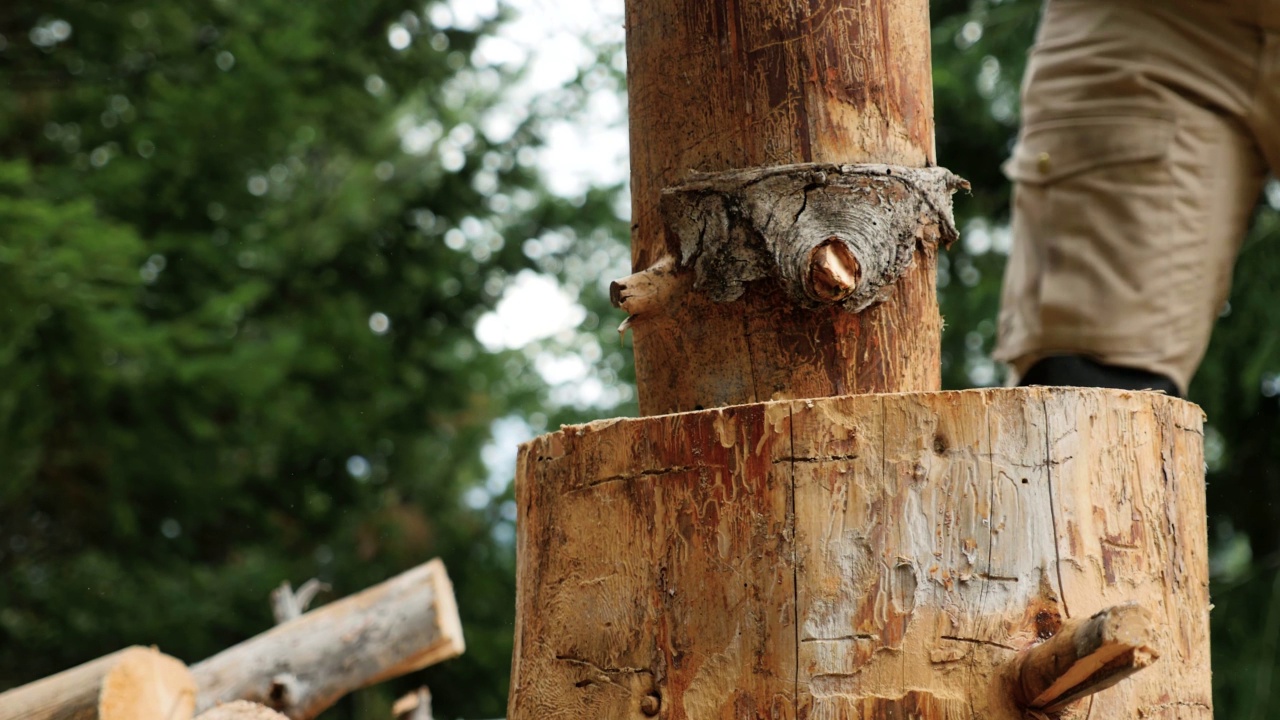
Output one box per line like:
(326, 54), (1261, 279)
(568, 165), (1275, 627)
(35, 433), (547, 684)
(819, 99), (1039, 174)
(0, 645), (196, 720)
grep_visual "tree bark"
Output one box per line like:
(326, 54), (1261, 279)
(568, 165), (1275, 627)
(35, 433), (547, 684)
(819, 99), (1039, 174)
(506, 388), (1211, 718)
(196, 702), (287, 720)
(191, 559), (464, 720)
(0, 646), (195, 720)
(622, 0), (947, 415)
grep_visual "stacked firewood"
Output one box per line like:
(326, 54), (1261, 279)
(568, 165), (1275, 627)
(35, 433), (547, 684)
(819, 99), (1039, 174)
(0, 559), (463, 720)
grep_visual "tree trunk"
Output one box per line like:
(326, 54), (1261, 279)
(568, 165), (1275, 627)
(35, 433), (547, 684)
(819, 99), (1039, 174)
(506, 388), (1211, 718)
(191, 559), (463, 720)
(620, 0), (951, 415)
(0, 646), (195, 720)
(508, 0), (1213, 717)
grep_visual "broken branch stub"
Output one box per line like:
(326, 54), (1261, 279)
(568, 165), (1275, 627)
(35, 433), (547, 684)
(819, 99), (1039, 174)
(657, 163), (966, 312)
(1011, 602), (1160, 713)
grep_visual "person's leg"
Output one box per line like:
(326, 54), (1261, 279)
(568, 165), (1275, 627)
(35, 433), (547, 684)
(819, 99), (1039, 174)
(994, 0), (1268, 395)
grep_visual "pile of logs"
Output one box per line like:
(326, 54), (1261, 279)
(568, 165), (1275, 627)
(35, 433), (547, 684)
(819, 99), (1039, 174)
(0, 558), (463, 720)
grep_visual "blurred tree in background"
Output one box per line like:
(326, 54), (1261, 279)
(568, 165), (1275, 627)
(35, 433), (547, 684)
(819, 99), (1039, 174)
(0, 0), (630, 717)
(0, 0), (1276, 717)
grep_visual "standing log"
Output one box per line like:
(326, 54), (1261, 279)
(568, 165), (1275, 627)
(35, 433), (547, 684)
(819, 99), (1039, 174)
(620, 0), (956, 415)
(191, 559), (464, 720)
(506, 388), (1212, 718)
(0, 646), (195, 720)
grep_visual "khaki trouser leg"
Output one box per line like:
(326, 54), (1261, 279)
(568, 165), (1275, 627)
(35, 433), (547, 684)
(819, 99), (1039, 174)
(995, 0), (1275, 394)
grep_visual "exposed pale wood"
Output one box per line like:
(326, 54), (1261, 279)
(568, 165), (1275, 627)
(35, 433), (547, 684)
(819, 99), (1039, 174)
(192, 559), (464, 720)
(507, 388), (1212, 719)
(391, 687), (433, 720)
(624, 0), (944, 415)
(0, 646), (195, 720)
(196, 702), (287, 720)
(1012, 603), (1159, 712)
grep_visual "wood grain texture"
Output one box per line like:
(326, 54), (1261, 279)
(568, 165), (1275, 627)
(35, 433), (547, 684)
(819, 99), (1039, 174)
(191, 559), (464, 720)
(507, 388), (1211, 719)
(0, 646), (195, 720)
(624, 0), (939, 415)
(196, 702), (287, 720)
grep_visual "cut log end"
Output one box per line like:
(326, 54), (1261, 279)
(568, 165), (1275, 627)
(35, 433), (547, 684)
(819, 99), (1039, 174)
(0, 645), (196, 720)
(99, 647), (197, 720)
(805, 238), (862, 303)
(1012, 602), (1160, 713)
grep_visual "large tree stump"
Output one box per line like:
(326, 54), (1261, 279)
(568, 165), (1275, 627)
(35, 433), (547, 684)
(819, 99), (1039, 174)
(507, 388), (1211, 718)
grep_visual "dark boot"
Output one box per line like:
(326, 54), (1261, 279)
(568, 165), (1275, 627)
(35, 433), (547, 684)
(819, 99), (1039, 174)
(1017, 354), (1180, 398)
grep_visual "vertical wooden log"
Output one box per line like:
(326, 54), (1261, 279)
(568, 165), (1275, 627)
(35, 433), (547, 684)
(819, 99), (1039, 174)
(506, 389), (1212, 719)
(622, 0), (946, 415)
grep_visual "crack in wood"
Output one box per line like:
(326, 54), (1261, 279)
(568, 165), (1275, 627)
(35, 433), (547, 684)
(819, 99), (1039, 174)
(554, 655), (653, 677)
(801, 633), (876, 642)
(772, 453), (860, 464)
(577, 465), (698, 490)
(939, 635), (1016, 652)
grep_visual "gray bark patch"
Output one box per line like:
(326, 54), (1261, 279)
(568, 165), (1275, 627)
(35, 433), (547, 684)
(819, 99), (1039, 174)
(660, 163), (967, 311)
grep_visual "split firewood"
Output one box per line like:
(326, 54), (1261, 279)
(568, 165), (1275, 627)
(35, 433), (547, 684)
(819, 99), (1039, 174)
(196, 701), (288, 720)
(391, 687), (433, 720)
(1011, 602), (1160, 713)
(0, 646), (195, 720)
(191, 558), (464, 720)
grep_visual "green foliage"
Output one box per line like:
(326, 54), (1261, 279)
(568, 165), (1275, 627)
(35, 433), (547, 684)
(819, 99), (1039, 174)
(0, 1), (628, 716)
(1, 0), (1276, 717)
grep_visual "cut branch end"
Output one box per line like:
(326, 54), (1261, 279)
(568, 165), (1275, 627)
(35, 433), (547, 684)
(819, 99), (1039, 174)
(805, 238), (862, 303)
(1011, 602), (1160, 713)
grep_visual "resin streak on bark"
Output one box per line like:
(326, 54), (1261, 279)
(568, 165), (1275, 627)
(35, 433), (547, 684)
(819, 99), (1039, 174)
(506, 388), (1212, 719)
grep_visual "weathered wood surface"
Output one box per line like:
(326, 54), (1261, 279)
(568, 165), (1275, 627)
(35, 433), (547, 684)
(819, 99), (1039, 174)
(191, 559), (464, 720)
(623, 0), (942, 415)
(196, 701), (287, 720)
(507, 387), (1211, 719)
(0, 646), (195, 720)
(391, 687), (433, 720)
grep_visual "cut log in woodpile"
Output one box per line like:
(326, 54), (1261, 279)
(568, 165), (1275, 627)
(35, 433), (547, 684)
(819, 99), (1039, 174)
(196, 701), (288, 720)
(508, 388), (1211, 718)
(0, 645), (196, 720)
(191, 558), (464, 720)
